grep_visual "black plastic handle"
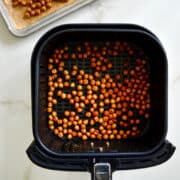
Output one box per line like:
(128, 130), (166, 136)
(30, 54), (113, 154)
(27, 140), (175, 173)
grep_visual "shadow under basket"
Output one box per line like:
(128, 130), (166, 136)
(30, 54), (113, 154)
(27, 24), (175, 180)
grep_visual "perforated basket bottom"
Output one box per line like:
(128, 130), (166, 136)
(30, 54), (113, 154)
(41, 41), (151, 152)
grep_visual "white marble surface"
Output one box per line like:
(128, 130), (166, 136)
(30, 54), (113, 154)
(0, 0), (180, 180)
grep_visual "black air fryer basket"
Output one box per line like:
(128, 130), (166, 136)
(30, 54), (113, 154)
(27, 24), (175, 180)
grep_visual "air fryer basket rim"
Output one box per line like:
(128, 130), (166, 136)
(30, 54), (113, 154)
(31, 24), (168, 158)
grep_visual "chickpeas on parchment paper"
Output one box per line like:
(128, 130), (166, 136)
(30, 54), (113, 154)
(12, 0), (69, 18)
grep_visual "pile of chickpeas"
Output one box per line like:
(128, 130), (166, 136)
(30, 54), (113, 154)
(12, 0), (69, 19)
(47, 41), (151, 141)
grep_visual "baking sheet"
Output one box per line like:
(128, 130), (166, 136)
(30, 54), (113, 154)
(0, 0), (96, 36)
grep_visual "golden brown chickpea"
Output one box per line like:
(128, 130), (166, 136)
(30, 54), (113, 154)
(132, 126), (138, 131)
(82, 135), (88, 141)
(72, 131), (77, 137)
(58, 126), (63, 132)
(63, 129), (68, 134)
(99, 101), (104, 107)
(130, 119), (135, 124)
(107, 63), (113, 69)
(64, 82), (69, 87)
(67, 134), (73, 140)
(72, 90), (77, 96)
(74, 96), (80, 102)
(112, 123), (117, 129)
(84, 99), (89, 105)
(64, 111), (70, 117)
(110, 134), (115, 140)
(103, 134), (109, 140)
(81, 128), (87, 134)
(145, 113), (150, 119)
(94, 71), (100, 78)
(99, 108), (104, 114)
(77, 108), (83, 113)
(66, 94), (72, 100)
(83, 79), (89, 85)
(80, 96), (85, 101)
(74, 102), (79, 109)
(61, 93), (66, 99)
(92, 86), (98, 92)
(68, 121), (72, 126)
(78, 132), (82, 138)
(47, 107), (53, 113)
(85, 112), (91, 118)
(72, 120), (78, 126)
(90, 119), (95, 126)
(69, 99), (74, 104)
(52, 99), (57, 104)
(128, 110), (134, 117)
(87, 90), (93, 95)
(83, 119), (89, 125)
(58, 132), (63, 138)
(126, 130), (131, 135)
(119, 130), (124, 135)
(79, 102), (85, 108)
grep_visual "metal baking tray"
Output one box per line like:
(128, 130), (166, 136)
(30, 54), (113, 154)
(0, 0), (96, 37)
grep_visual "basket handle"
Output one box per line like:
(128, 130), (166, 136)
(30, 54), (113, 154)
(91, 163), (112, 180)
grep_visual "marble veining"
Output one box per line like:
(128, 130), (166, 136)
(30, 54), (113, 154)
(0, 0), (180, 180)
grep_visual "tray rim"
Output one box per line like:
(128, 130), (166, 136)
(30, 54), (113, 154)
(0, 0), (96, 37)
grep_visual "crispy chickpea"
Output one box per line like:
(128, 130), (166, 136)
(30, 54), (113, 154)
(82, 135), (88, 141)
(74, 96), (80, 102)
(119, 130), (124, 135)
(112, 123), (117, 129)
(83, 79), (88, 85)
(47, 107), (52, 113)
(52, 99), (57, 105)
(69, 99), (74, 104)
(99, 108), (104, 114)
(127, 110), (134, 117)
(99, 101), (104, 107)
(72, 90), (77, 96)
(110, 134), (115, 140)
(94, 71), (100, 78)
(107, 63), (113, 69)
(61, 93), (66, 99)
(77, 108), (83, 113)
(101, 65), (107, 71)
(79, 96), (85, 101)
(66, 94), (72, 100)
(63, 129), (68, 134)
(135, 119), (140, 124)
(67, 134), (73, 140)
(58, 126), (63, 132)
(92, 86), (98, 91)
(84, 99), (89, 105)
(58, 132), (63, 138)
(90, 119), (95, 126)
(64, 111), (70, 117)
(116, 134), (121, 140)
(64, 82), (69, 87)
(90, 134), (96, 139)
(132, 126), (138, 131)
(103, 134), (109, 140)
(85, 112), (91, 118)
(145, 113), (150, 119)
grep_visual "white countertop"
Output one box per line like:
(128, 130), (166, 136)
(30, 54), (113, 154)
(0, 0), (180, 180)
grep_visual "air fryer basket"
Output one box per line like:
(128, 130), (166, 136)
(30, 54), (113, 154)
(27, 24), (175, 180)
